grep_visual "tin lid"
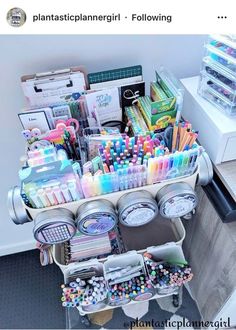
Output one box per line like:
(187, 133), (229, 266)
(34, 208), (76, 244)
(117, 190), (154, 209)
(76, 199), (115, 218)
(156, 183), (197, 218)
(7, 186), (32, 225)
(76, 199), (117, 235)
(117, 190), (158, 227)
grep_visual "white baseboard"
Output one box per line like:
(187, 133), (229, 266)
(0, 240), (36, 256)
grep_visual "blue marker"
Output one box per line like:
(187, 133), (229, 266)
(169, 156), (174, 169)
(173, 153), (179, 169)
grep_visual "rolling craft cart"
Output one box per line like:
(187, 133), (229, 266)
(7, 64), (213, 328)
(8, 165), (211, 327)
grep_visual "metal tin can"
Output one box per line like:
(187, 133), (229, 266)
(156, 182), (198, 219)
(7, 186), (32, 225)
(117, 190), (158, 227)
(76, 199), (117, 236)
(197, 151), (213, 186)
(34, 208), (76, 244)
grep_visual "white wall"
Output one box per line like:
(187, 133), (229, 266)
(0, 34), (207, 255)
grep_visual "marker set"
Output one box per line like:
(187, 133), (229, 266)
(27, 180), (81, 208)
(147, 148), (200, 184)
(61, 249), (193, 310)
(19, 160), (82, 208)
(108, 275), (154, 305)
(144, 253), (193, 295)
(80, 165), (147, 198)
(61, 275), (108, 311)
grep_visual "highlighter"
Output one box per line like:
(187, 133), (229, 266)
(156, 157), (164, 181)
(147, 158), (155, 184)
(94, 176), (102, 195)
(161, 157), (170, 180)
(182, 151), (190, 175)
(111, 173), (119, 192)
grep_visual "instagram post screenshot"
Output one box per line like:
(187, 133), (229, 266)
(0, 0), (235, 329)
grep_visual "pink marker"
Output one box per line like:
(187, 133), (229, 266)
(161, 157), (170, 180)
(52, 186), (65, 204)
(125, 136), (130, 149)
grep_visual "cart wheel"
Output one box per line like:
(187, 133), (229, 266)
(172, 293), (179, 308)
(80, 315), (91, 327)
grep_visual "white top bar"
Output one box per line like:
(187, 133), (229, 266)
(0, 0), (235, 34)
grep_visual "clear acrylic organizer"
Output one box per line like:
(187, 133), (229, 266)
(198, 35), (236, 116)
(198, 70), (236, 115)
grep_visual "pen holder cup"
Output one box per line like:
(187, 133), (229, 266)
(146, 260), (179, 296)
(144, 243), (192, 295)
(63, 260), (108, 312)
(104, 251), (155, 305)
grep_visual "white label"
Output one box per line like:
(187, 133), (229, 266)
(162, 195), (196, 218)
(124, 207), (155, 225)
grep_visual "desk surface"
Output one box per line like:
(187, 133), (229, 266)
(214, 161), (236, 202)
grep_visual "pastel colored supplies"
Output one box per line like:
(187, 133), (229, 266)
(61, 275), (107, 309)
(144, 254), (193, 289)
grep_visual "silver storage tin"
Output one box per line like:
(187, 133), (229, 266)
(76, 199), (117, 236)
(117, 190), (158, 227)
(197, 151), (213, 186)
(156, 182), (198, 218)
(7, 186), (32, 225)
(34, 208), (76, 244)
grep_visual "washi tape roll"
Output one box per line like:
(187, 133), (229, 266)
(76, 200), (117, 236)
(117, 190), (158, 227)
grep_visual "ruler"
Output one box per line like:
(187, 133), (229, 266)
(88, 65), (142, 85)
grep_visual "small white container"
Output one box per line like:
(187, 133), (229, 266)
(104, 251), (155, 305)
(63, 260), (108, 312)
